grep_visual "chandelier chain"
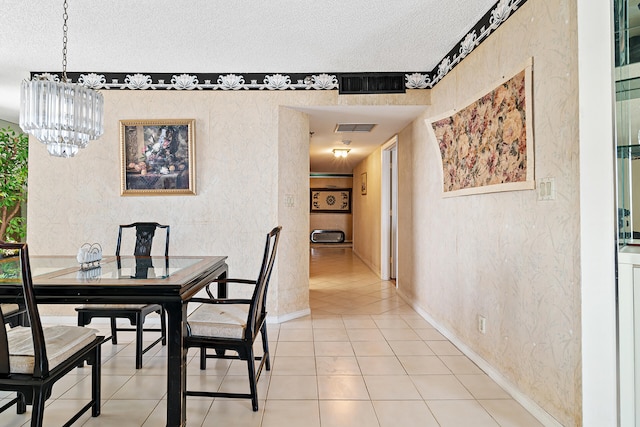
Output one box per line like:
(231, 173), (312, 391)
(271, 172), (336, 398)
(61, 0), (68, 82)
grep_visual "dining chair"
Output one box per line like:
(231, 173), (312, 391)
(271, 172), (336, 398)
(0, 242), (104, 427)
(184, 226), (281, 411)
(76, 222), (169, 369)
(1, 302), (28, 327)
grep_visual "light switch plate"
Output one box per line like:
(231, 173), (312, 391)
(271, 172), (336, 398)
(284, 194), (295, 207)
(537, 177), (556, 201)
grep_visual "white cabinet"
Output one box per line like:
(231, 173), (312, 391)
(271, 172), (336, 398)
(618, 246), (640, 426)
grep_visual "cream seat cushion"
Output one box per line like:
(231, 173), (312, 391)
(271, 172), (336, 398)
(187, 304), (249, 339)
(79, 304), (149, 309)
(1, 303), (20, 315)
(7, 325), (98, 374)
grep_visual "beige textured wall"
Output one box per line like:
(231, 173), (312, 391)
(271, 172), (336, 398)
(398, 1), (580, 425)
(309, 177), (353, 241)
(353, 147), (382, 274)
(22, 3), (582, 421)
(27, 90), (312, 318)
(277, 107), (310, 317)
(26, 89), (427, 319)
(0, 119), (19, 130)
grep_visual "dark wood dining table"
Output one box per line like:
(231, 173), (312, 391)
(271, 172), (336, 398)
(0, 254), (228, 427)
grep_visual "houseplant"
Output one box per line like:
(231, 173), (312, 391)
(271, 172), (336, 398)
(0, 127), (28, 242)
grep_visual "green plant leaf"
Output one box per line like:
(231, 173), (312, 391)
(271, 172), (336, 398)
(0, 126), (28, 241)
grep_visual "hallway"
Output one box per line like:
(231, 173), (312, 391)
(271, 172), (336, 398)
(0, 247), (543, 426)
(304, 247), (543, 426)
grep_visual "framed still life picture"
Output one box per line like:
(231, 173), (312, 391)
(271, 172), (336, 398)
(120, 119), (196, 196)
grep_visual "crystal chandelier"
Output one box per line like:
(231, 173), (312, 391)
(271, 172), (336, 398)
(19, 0), (104, 158)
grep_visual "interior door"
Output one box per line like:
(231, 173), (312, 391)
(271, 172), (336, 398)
(389, 146), (398, 279)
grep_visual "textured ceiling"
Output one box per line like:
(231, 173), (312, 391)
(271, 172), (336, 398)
(0, 0), (498, 172)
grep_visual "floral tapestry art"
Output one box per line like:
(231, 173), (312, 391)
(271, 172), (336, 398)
(428, 62), (534, 197)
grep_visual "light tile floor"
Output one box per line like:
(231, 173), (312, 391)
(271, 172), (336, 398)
(0, 247), (544, 426)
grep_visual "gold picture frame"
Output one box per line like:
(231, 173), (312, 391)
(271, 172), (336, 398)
(120, 119), (196, 196)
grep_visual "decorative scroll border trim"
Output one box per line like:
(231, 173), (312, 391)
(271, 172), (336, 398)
(406, 0), (527, 89)
(29, 0), (527, 92)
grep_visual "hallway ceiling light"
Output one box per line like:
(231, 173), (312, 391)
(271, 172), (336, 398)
(333, 148), (350, 158)
(19, 0), (104, 158)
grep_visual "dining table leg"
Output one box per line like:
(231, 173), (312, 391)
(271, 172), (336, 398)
(165, 300), (187, 427)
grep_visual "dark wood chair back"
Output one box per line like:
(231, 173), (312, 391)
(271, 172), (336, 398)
(0, 242), (104, 425)
(0, 243), (48, 377)
(246, 226), (281, 341)
(78, 222), (170, 369)
(116, 222), (170, 257)
(184, 226), (282, 411)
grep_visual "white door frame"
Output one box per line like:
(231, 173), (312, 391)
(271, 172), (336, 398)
(381, 135), (398, 282)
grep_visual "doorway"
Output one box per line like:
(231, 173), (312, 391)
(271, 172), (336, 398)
(381, 136), (398, 281)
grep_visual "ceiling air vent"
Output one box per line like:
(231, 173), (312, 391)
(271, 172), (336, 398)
(338, 73), (406, 95)
(335, 123), (377, 133)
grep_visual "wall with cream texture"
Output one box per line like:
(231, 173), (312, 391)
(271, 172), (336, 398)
(397, 0), (580, 424)
(26, 89), (426, 320)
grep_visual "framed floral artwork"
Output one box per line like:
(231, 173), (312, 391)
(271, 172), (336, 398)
(310, 188), (352, 213)
(120, 119), (196, 196)
(427, 58), (534, 197)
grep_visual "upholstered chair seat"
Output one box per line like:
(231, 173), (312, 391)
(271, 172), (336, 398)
(80, 304), (148, 310)
(185, 226), (281, 412)
(187, 304), (249, 339)
(1, 303), (27, 327)
(7, 325), (98, 374)
(1, 304), (19, 315)
(0, 242), (104, 427)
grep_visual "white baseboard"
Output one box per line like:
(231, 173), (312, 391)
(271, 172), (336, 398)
(267, 308), (311, 324)
(396, 289), (562, 427)
(351, 249), (382, 279)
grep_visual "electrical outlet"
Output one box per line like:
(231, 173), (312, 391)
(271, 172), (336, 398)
(478, 315), (487, 334)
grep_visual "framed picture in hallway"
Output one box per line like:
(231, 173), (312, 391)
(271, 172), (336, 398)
(310, 188), (352, 213)
(361, 172), (367, 195)
(120, 119), (196, 196)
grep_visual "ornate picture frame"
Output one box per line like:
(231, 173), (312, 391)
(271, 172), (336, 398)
(310, 188), (352, 213)
(120, 119), (196, 196)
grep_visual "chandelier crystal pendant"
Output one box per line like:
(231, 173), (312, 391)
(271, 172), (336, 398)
(19, 0), (104, 158)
